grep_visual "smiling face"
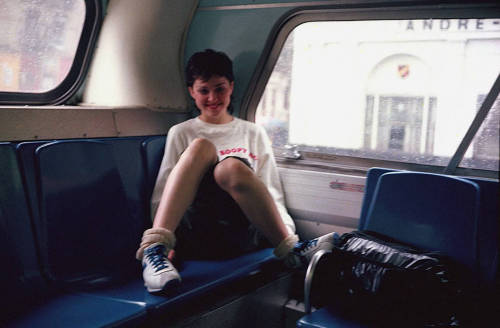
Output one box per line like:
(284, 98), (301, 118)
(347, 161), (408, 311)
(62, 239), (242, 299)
(188, 75), (234, 124)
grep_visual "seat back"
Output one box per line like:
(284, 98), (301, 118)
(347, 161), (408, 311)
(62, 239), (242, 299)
(141, 136), (166, 221)
(361, 168), (499, 285)
(0, 143), (46, 322)
(365, 172), (480, 271)
(35, 140), (142, 282)
(141, 136), (166, 196)
(358, 167), (395, 230)
(467, 177), (499, 284)
(16, 141), (52, 267)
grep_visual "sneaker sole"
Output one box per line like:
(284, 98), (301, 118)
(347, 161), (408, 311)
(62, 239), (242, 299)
(146, 277), (181, 293)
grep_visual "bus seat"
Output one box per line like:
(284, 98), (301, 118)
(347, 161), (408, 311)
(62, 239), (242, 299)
(16, 141), (52, 262)
(67, 136), (279, 314)
(34, 140), (142, 282)
(358, 167), (395, 230)
(141, 135), (166, 221)
(365, 172), (479, 270)
(298, 171), (486, 328)
(97, 136), (152, 235)
(297, 305), (370, 328)
(0, 143), (44, 323)
(360, 168), (499, 285)
(1, 142), (147, 328)
(6, 294), (147, 328)
(27, 138), (279, 322)
(75, 248), (277, 314)
(141, 135), (166, 197)
(465, 177), (499, 283)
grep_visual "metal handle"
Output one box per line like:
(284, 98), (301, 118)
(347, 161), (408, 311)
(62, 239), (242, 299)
(304, 249), (331, 314)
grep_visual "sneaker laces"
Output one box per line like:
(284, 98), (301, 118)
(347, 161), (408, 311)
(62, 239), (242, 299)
(145, 245), (170, 272)
(295, 239), (319, 255)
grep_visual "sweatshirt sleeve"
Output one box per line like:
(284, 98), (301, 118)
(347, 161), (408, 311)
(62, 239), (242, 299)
(150, 126), (185, 220)
(255, 126), (296, 235)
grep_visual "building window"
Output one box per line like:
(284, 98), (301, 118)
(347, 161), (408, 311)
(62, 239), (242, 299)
(364, 95), (436, 154)
(377, 96), (423, 153)
(254, 18), (500, 171)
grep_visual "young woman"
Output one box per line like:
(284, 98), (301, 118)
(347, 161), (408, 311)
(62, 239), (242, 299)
(136, 49), (336, 293)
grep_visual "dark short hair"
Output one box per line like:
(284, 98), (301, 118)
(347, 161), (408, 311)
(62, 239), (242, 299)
(185, 49), (234, 87)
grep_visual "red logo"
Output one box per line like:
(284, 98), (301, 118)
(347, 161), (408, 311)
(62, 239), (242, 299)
(219, 147), (258, 160)
(398, 64), (409, 78)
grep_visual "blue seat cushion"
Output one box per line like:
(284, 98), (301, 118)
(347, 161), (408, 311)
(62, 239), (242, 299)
(35, 140), (142, 282)
(297, 306), (370, 328)
(74, 248), (276, 313)
(358, 168), (395, 230)
(141, 136), (166, 199)
(5, 294), (146, 328)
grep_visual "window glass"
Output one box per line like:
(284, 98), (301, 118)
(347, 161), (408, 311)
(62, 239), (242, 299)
(0, 0), (85, 93)
(255, 19), (500, 171)
(461, 94), (499, 171)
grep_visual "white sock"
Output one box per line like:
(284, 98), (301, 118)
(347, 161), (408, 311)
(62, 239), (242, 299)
(273, 234), (299, 259)
(136, 227), (176, 260)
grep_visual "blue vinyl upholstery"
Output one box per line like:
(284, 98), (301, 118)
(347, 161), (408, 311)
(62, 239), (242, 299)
(466, 177), (499, 285)
(365, 172), (480, 271)
(7, 294), (146, 328)
(357, 168), (394, 230)
(2, 137), (279, 327)
(78, 135), (277, 313)
(359, 168), (499, 285)
(0, 143), (43, 323)
(0, 142), (147, 327)
(141, 136), (166, 198)
(35, 140), (142, 282)
(102, 137), (152, 234)
(297, 305), (370, 328)
(141, 135), (166, 221)
(16, 141), (52, 268)
(74, 248), (276, 314)
(297, 170), (494, 328)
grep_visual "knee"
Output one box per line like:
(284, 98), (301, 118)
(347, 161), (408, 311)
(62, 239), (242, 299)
(182, 138), (217, 164)
(214, 158), (254, 193)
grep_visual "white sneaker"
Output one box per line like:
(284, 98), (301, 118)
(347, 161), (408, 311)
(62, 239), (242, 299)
(285, 232), (339, 269)
(142, 242), (181, 293)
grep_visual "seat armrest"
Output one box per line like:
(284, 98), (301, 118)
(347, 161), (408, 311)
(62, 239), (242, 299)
(304, 249), (331, 314)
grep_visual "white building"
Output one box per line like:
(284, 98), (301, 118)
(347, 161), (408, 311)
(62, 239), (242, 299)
(257, 18), (500, 169)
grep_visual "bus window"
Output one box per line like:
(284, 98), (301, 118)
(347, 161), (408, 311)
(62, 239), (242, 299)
(461, 95), (500, 171)
(255, 19), (500, 172)
(0, 0), (85, 93)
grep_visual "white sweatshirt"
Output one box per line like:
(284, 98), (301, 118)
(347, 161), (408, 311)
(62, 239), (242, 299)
(151, 117), (295, 235)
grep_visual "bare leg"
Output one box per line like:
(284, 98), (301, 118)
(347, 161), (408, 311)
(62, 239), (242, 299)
(213, 158), (289, 246)
(153, 138), (218, 231)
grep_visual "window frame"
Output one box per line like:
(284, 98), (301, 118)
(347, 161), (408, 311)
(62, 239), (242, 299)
(243, 3), (500, 179)
(0, 0), (103, 105)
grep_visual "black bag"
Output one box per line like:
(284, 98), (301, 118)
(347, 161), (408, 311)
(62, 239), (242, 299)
(312, 230), (473, 327)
